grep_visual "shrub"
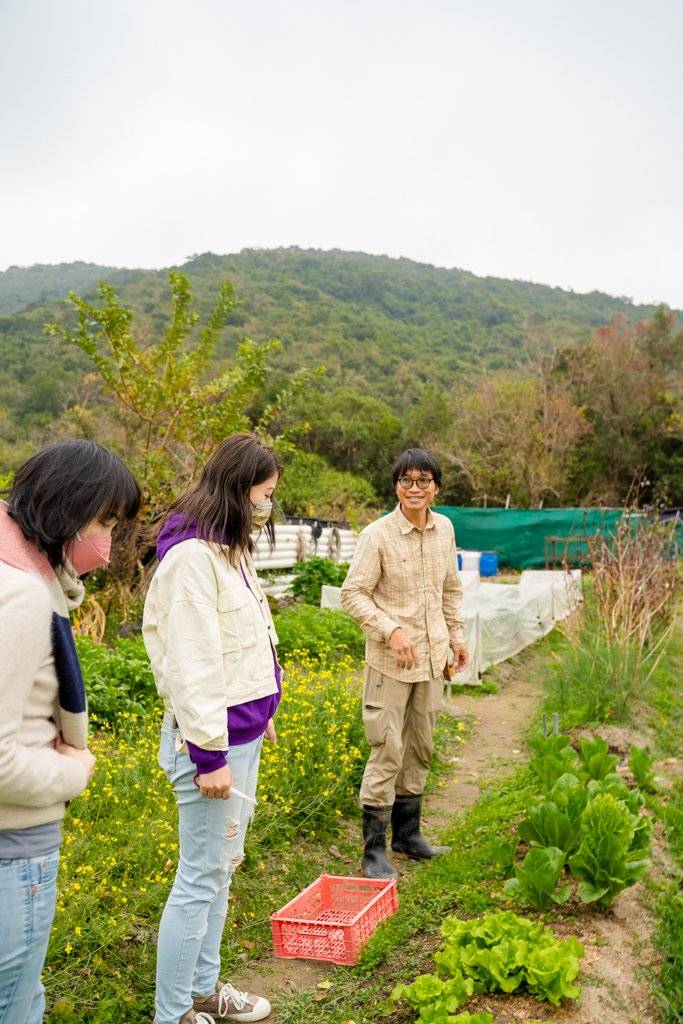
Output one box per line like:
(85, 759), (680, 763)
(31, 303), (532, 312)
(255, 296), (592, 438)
(76, 635), (158, 724)
(273, 603), (364, 662)
(290, 555), (349, 605)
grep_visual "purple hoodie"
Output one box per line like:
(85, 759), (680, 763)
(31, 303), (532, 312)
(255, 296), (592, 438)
(157, 515), (281, 774)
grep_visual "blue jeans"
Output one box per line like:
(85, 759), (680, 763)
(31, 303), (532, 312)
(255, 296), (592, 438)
(0, 850), (60, 1024)
(155, 727), (263, 1024)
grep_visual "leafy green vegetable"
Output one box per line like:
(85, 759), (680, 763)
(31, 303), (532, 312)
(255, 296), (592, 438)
(586, 774), (643, 815)
(490, 838), (518, 873)
(390, 971), (474, 1021)
(550, 772), (589, 823)
(528, 734), (583, 791)
(568, 793), (650, 907)
(518, 799), (581, 854)
(578, 736), (619, 780)
(628, 744), (658, 792)
(504, 847), (570, 911)
(436, 911), (584, 1006)
(448, 1014), (495, 1024)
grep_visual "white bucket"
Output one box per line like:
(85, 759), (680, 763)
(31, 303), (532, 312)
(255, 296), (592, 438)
(460, 550), (482, 572)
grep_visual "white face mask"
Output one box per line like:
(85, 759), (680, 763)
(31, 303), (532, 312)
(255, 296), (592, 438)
(251, 501), (273, 528)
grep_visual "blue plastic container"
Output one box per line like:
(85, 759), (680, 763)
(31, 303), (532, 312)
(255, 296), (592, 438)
(479, 551), (498, 577)
(457, 552), (463, 570)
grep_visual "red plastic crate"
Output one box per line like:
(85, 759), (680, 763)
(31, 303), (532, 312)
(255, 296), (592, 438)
(271, 874), (398, 965)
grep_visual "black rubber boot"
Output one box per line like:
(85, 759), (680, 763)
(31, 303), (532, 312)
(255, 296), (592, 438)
(361, 805), (398, 879)
(391, 793), (452, 860)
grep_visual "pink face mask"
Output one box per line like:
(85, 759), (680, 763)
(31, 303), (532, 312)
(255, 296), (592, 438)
(66, 531), (112, 575)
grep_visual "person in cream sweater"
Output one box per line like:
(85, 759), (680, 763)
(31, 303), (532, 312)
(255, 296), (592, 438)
(0, 439), (140, 1024)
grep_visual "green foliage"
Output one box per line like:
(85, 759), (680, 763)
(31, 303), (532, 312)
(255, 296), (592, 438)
(628, 744), (658, 792)
(289, 555), (349, 605)
(578, 736), (619, 780)
(272, 603), (364, 662)
(0, 261), (142, 317)
(545, 603), (674, 727)
(281, 384), (403, 500)
(568, 793), (650, 907)
(435, 911), (583, 1006)
(75, 635), (158, 724)
(2, 250), (680, 510)
(504, 847), (570, 910)
(276, 449), (378, 523)
(549, 772), (590, 824)
(391, 910), (584, 1020)
(44, 273), (310, 514)
(517, 797), (582, 855)
(585, 773), (643, 816)
(391, 972), (475, 1021)
(528, 734), (582, 791)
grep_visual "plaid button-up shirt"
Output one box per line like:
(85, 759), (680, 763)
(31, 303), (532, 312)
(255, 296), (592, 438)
(340, 505), (464, 682)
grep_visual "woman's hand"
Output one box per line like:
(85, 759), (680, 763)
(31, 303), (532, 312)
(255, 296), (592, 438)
(265, 718), (277, 743)
(55, 737), (96, 781)
(197, 763), (233, 799)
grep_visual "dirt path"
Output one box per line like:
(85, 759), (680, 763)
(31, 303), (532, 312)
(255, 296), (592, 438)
(233, 652), (666, 1024)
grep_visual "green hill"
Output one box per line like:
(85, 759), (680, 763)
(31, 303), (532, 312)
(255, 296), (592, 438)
(0, 248), (676, 456)
(0, 261), (143, 317)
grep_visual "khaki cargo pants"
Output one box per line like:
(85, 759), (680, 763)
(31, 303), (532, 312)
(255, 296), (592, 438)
(359, 664), (443, 807)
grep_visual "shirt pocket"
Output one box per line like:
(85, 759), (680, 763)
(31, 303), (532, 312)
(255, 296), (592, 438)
(217, 587), (256, 652)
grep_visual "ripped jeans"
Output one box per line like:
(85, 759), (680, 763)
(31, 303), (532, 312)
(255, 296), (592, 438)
(155, 726), (263, 1024)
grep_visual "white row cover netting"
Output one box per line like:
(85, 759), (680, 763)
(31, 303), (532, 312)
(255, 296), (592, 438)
(320, 570), (583, 686)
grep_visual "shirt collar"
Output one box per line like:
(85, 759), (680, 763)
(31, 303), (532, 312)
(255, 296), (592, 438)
(393, 503), (436, 534)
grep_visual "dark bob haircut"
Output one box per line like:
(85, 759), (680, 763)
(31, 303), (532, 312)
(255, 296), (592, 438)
(164, 433), (283, 555)
(6, 439), (141, 568)
(392, 447), (442, 488)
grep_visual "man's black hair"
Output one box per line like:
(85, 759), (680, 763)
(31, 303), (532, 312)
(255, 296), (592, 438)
(6, 439), (141, 568)
(392, 448), (442, 487)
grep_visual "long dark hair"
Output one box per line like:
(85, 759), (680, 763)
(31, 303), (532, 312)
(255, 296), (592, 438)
(165, 433), (282, 555)
(6, 439), (141, 568)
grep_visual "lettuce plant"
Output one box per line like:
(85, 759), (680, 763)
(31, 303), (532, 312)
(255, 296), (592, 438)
(578, 736), (619, 780)
(628, 744), (658, 792)
(517, 786), (584, 854)
(586, 773), (643, 815)
(435, 911), (584, 1006)
(390, 971), (474, 1021)
(528, 734), (583, 791)
(504, 847), (570, 910)
(568, 793), (650, 907)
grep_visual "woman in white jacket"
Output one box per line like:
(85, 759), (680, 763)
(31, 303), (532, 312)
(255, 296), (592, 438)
(143, 434), (283, 1024)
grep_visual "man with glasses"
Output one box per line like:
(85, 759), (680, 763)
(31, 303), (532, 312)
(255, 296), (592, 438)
(341, 448), (468, 878)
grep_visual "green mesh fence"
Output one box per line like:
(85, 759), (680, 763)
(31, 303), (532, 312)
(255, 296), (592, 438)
(435, 507), (627, 568)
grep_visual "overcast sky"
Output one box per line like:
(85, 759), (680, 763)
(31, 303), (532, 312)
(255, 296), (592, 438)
(1, 0), (682, 307)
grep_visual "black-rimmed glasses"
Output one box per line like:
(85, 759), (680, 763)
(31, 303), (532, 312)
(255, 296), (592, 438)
(397, 476), (434, 490)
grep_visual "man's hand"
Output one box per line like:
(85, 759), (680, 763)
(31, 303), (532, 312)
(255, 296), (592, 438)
(265, 718), (277, 743)
(197, 763), (233, 799)
(451, 642), (469, 671)
(389, 627), (419, 670)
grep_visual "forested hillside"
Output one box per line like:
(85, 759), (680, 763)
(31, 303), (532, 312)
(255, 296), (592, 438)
(1, 248), (681, 509)
(0, 261), (143, 316)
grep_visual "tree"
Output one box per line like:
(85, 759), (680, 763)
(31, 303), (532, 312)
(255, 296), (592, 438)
(46, 272), (317, 583)
(557, 312), (683, 504)
(445, 368), (588, 507)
